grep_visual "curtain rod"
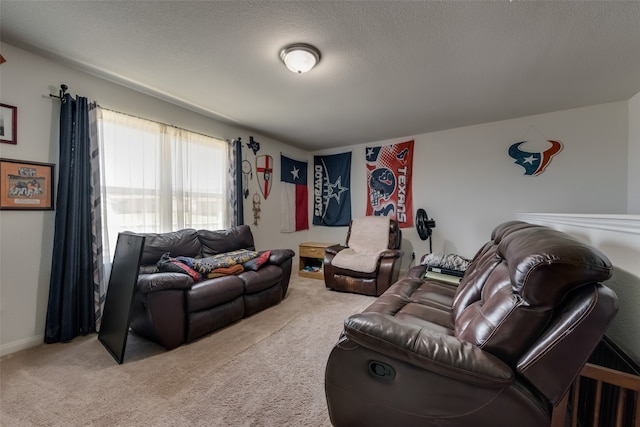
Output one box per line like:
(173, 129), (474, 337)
(49, 84), (234, 143)
(99, 106), (233, 143)
(49, 84), (69, 102)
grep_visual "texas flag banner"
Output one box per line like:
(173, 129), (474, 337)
(280, 155), (309, 232)
(365, 140), (414, 228)
(313, 152), (352, 226)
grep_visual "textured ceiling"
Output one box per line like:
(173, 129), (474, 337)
(2, 1), (640, 150)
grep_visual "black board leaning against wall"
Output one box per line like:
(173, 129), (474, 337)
(98, 232), (145, 364)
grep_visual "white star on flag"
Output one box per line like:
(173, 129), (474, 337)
(366, 147), (375, 160)
(290, 166), (299, 180)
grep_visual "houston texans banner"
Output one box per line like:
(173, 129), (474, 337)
(280, 155), (309, 232)
(313, 152), (352, 226)
(365, 140), (414, 228)
(508, 140), (562, 176)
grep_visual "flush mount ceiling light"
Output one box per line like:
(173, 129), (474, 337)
(279, 43), (321, 74)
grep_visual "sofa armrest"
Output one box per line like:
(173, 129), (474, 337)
(343, 312), (513, 387)
(379, 249), (404, 259)
(325, 244), (346, 256)
(137, 272), (194, 293)
(267, 248), (296, 265)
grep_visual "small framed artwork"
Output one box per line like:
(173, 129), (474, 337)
(0, 158), (55, 210)
(0, 104), (17, 145)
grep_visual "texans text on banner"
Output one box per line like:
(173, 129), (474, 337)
(365, 140), (414, 227)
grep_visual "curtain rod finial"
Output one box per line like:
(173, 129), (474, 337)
(49, 84), (69, 102)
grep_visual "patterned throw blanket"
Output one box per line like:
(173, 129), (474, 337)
(157, 249), (269, 281)
(192, 249), (258, 274)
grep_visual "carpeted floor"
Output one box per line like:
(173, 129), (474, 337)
(0, 275), (374, 426)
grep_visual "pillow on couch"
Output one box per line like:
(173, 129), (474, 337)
(243, 250), (271, 271)
(157, 253), (201, 282)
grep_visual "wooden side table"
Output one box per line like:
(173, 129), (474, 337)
(298, 242), (335, 280)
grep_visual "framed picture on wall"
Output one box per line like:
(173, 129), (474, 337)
(0, 104), (17, 145)
(0, 158), (55, 210)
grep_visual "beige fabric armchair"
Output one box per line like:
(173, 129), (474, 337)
(323, 216), (403, 296)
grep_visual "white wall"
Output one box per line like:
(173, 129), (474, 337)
(309, 102), (629, 270)
(629, 91), (640, 214)
(0, 43), (305, 355)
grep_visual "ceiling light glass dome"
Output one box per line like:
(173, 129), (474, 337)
(280, 43), (321, 74)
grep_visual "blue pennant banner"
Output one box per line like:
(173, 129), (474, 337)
(313, 152), (352, 226)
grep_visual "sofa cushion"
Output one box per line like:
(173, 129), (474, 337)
(244, 284), (283, 317)
(198, 225), (255, 257)
(139, 229), (201, 265)
(363, 277), (454, 331)
(326, 266), (378, 279)
(187, 297), (245, 342)
(186, 276), (245, 313)
(239, 264), (283, 294)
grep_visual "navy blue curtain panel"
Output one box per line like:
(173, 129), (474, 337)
(234, 138), (244, 225)
(45, 94), (95, 343)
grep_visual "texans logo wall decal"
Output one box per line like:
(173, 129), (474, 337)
(508, 140), (562, 176)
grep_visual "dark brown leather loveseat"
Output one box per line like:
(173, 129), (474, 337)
(325, 221), (618, 427)
(129, 225), (295, 349)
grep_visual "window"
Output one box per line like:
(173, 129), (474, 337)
(98, 109), (230, 254)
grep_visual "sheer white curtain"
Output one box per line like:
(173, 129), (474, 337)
(97, 109), (230, 259)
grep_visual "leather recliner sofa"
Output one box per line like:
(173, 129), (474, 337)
(129, 225), (295, 349)
(325, 221), (618, 427)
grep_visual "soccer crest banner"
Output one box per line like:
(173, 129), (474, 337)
(365, 140), (414, 227)
(313, 152), (352, 226)
(280, 155), (308, 232)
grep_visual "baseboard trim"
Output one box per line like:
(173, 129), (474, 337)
(0, 335), (43, 357)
